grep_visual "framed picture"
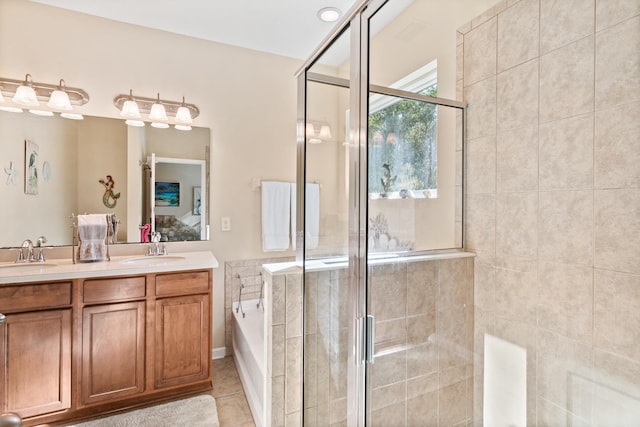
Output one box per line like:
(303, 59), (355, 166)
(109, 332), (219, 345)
(25, 139), (39, 195)
(155, 181), (180, 206)
(193, 187), (201, 215)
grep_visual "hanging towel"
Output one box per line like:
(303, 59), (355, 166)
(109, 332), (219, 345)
(305, 183), (320, 249)
(291, 183), (320, 250)
(262, 181), (291, 252)
(77, 214), (108, 262)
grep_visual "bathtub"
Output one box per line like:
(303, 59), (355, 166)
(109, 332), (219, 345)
(232, 299), (266, 427)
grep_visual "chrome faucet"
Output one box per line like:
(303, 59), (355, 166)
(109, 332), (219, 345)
(146, 232), (167, 256)
(16, 236), (47, 263)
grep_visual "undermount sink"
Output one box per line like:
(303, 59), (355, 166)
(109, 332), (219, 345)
(0, 262), (58, 271)
(119, 256), (186, 265)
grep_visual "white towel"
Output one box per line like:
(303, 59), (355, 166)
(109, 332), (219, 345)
(77, 214), (108, 261)
(305, 183), (320, 249)
(261, 181), (291, 252)
(291, 183), (320, 250)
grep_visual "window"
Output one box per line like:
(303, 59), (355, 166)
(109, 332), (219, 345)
(368, 61), (438, 198)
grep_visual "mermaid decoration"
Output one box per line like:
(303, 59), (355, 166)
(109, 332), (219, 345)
(99, 175), (121, 208)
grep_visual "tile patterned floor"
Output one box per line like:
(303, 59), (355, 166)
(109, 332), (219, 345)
(210, 356), (255, 427)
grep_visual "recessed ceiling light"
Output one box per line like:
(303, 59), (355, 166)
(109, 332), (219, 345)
(317, 7), (341, 23)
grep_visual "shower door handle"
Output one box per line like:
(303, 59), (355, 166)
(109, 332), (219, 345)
(0, 313), (5, 324)
(365, 315), (375, 364)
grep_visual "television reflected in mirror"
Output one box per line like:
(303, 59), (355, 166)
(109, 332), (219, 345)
(0, 110), (210, 247)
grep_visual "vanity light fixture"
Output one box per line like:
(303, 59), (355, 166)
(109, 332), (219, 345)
(113, 91), (200, 131)
(0, 74), (89, 117)
(317, 7), (341, 23)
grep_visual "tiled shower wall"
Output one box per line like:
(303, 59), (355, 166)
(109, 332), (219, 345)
(459, 0), (640, 424)
(303, 256), (474, 427)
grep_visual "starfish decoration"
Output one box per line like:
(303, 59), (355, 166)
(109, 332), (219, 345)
(4, 161), (16, 186)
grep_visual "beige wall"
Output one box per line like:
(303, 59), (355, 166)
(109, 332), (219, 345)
(461, 0), (640, 424)
(0, 0), (301, 349)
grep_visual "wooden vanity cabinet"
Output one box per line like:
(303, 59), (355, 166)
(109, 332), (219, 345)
(0, 282), (72, 419)
(154, 271), (211, 389)
(1, 267), (212, 426)
(80, 276), (147, 405)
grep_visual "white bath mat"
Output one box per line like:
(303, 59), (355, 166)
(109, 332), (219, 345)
(67, 394), (219, 427)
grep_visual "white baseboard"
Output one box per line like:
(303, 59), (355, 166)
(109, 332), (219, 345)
(212, 347), (228, 359)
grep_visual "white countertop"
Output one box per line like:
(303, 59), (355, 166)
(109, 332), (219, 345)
(0, 251), (218, 284)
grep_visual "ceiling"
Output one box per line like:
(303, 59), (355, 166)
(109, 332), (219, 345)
(29, 0), (360, 60)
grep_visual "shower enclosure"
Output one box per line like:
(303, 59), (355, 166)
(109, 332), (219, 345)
(296, 0), (470, 425)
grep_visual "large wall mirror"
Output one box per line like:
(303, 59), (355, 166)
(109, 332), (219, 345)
(0, 110), (210, 247)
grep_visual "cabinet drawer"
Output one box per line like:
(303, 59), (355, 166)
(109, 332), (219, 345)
(155, 271), (210, 297)
(0, 282), (72, 312)
(83, 276), (146, 303)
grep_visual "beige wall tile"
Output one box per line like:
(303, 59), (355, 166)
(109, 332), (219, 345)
(272, 375), (286, 426)
(540, 36), (595, 123)
(539, 190), (594, 266)
(286, 337), (303, 414)
(407, 260), (437, 316)
(538, 261), (594, 342)
(464, 17), (498, 86)
(540, 0), (594, 54)
(465, 76), (497, 140)
(285, 411), (302, 427)
(595, 102), (640, 189)
(596, 0), (640, 31)
(465, 194), (496, 252)
(407, 313), (436, 347)
(370, 400), (406, 427)
(273, 324), (286, 377)
(595, 188), (640, 274)
(474, 261), (496, 312)
(407, 342), (438, 379)
(596, 16), (640, 110)
(286, 273), (303, 338)
(594, 269), (640, 362)
(370, 263), (407, 321)
(466, 135), (496, 195)
(370, 350), (407, 388)
(539, 113), (594, 190)
(439, 379), (472, 426)
(497, 126), (538, 192)
(537, 397), (592, 427)
(370, 382), (406, 412)
(375, 318), (407, 350)
(272, 274), (286, 325)
(304, 334), (317, 410)
(592, 350), (640, 425)
(472, 1), (507, 29)
(497, 59), (539, 131)
(498, 0), (539, 72)
(495, 257), (538, 323)
(407, 376), (438, 425)
(496, 192), (538, 259)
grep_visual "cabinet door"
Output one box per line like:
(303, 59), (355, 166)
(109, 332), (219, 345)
(155, 294), (210, 388)
(0, 310), (71, 418)
(82, 301), (145, 405)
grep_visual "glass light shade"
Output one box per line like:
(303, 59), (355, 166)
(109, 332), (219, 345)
(151, 121), (169, 129)
(175, 124), (192, 131)
(149, 102), (168, 121)
(47, 89), (72, 111)
(0, 106), (23, 113)
(12, 85), (39, 107)
(175, 106), (193, 124)
(121, 99), (141, 118)
(305, 123), (315, 137)
(309, 138), (322, 144)
(29, 109), (54, 116)
(319, 125), (332, 140)
(61, 112), (84, 120)
(125, 119), (145, 127)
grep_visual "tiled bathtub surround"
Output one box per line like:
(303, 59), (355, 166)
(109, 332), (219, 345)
(460, 0), (640, 424)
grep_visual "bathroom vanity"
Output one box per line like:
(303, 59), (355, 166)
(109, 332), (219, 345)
(0, 251), (217, 427)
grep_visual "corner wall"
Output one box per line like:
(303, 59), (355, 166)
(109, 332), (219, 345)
(460, 0), (640, 424)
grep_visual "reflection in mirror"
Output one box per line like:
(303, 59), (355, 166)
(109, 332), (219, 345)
(0, 110), (209, 247)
